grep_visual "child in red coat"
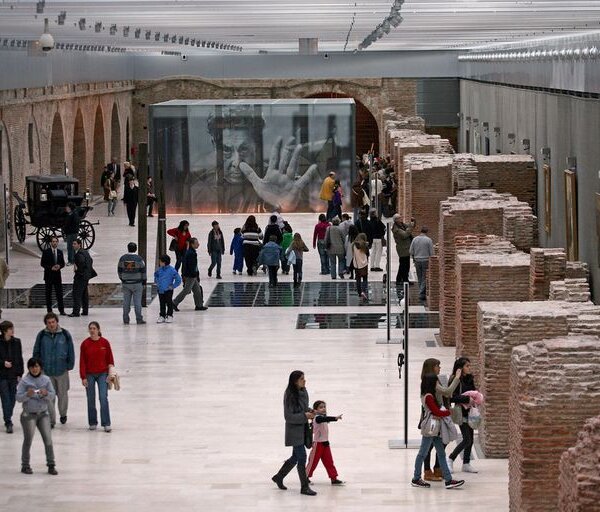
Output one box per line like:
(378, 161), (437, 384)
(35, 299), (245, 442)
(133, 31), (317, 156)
(306, 400), (344, 485)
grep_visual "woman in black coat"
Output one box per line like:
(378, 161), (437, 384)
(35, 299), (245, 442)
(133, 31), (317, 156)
(123, 179), (139, 227)
(272, 370), (317, 496)
(0, 320), (24, 433)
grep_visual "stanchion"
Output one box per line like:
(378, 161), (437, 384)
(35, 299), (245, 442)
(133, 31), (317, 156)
(137, 143), (148, 307)
(2, 183), (9, 264)
(389, 281), (420, 449)
(377, 221), (401, 344)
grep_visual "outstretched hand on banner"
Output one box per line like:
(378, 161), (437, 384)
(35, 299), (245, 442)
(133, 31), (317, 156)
(239, 136), (320, 211)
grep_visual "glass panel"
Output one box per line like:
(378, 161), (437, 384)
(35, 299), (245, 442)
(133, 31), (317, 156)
(150, 100), (356, 214)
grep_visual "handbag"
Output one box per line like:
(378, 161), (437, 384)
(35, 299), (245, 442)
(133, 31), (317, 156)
(420, 395), (441, 437)
(451, 382), (464, 425)
(468, 406), (481, 430)
(169, 238), (178, 252)
(304, 422), (313, 449)
(109, 190), (117, 200)
(287, 249), (296, 266)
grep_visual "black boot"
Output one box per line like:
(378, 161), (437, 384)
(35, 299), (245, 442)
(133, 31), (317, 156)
(298, 465), (317, 496)
(272, 460), (296, 490)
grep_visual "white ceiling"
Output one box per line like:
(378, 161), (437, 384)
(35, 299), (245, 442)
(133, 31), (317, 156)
(0, 0), (599, 53)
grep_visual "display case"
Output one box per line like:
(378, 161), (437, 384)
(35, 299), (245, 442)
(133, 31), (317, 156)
(149, 98), (356, 213)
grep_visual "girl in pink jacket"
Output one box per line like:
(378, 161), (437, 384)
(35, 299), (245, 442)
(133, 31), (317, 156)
(306, 400), (344, 485)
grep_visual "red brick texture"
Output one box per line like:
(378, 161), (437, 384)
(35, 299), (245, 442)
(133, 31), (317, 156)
(509, 337), (600, 512)
(559, 414), (600, 512)
(477, 301), (600, 458)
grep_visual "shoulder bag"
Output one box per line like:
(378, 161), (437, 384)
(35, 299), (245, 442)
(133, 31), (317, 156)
(169, 238), (178, 252)
(420, 394), (441, 437)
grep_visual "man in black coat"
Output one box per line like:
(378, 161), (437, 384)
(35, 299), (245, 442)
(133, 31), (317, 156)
(63, 203), (80, 265)
(173, 238), (207, 311)
(40, 236), (66, 315)
(69, 239), (96, 317)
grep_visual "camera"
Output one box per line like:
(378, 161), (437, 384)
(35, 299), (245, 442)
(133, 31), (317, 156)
(181, 54), (188, 61)
(39, 18), (55, 52)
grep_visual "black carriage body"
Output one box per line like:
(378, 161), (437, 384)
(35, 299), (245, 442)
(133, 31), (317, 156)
(13, 175), (96, 250)
(25, 175), (90, 228)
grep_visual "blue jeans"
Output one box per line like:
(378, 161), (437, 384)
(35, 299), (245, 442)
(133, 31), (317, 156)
(293, 259), (303, 284)
(65, 233), (77, 264)
(208, 251), (222, 277)
(20, 411), (54, 467)
(0, 377), (17, 425)
(122, 282), (143, 323)
(285, 444), (307, 468)
(413, 436), (452, 482)
(86, 373), (110, 427)
(316, 240), (330, 274)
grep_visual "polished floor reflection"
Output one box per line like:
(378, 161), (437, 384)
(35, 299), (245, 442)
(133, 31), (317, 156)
(206, 281), (423, 308)
(296, 312), (440, 329)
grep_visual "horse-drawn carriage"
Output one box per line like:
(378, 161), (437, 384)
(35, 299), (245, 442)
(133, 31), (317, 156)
(13, 175), (97, 251)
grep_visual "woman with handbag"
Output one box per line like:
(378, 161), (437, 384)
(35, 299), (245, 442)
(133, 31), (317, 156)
(167, 220), (192, 272)
(285, 233), (308, 287)
(420, 358), (462, 482)
(103, 170), (117, 217)
(272, 370), (317, 496)
(352, 233), (370, 303)
(412, 374), (465, 489)
(79, 321), (115, 432)
(448, 357), (479, 473)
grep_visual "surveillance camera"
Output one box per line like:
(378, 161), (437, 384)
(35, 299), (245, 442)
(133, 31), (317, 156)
(39, 18), (54, 51)
(324, 53), (329, 59)
(181, 54), (187, 61)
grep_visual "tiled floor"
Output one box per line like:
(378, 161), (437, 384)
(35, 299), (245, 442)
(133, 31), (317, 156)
(0, 206), (508, 511)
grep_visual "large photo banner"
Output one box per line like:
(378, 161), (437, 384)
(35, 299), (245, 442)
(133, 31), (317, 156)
(150, 99), (356, 214)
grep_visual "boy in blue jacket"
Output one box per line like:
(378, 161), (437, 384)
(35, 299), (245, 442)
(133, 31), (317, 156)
(230, 227), (244, 275)
(258, 235), (283, 288)
(154, 254), (182, 323)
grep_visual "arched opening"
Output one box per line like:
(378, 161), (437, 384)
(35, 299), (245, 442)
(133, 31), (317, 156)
(92, 105), (105, 193)
(72, 108), (87, 187)
(49, 112), (65, 174)
(110, 103), (121, 163)
(305, 92), (379, 157)
(125, 117), (130, 161)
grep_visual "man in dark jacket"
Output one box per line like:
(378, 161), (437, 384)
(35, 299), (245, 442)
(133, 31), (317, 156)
(173, 238), (208, 311)
(354, 210), (373, 247)
(40, 236), (66, 315)
(33, 312), (75, 427)
(106, 157), (121, 188)
(207, 221), (225, 279)
(123, 179), (139, 227)
(117, 242), (147, 325)
(69, 239), (96, 317)
(62, 202), (80, 265)
(264, 215), (283, 245)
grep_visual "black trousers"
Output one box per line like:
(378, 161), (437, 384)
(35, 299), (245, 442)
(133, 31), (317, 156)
(126, 202), (137, 226)
(267, 265), (279, 286)
(72, 276), (89, 315)
(396, 256), (410, 283)
(243, 245), (260, 275)
(45, 280), (64, 313)
(158, 290), (174, 317)
(450, 423), (474, 464)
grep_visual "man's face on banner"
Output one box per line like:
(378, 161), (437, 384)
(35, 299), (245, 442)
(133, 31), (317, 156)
(222, 127), (256, 185)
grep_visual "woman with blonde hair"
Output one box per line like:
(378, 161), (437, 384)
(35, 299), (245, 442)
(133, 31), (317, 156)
(79, 322), (115, 432)
(352, 233), (370, 302)
(286, 233), (309, 287)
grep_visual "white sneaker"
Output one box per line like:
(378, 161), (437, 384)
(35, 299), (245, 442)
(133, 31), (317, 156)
(462, 463), (478, 473)
(156, 316), (165, 323)
(165, 316), (173, 323)
(104, 426), (112, 433)
(447, 458), (454, 472)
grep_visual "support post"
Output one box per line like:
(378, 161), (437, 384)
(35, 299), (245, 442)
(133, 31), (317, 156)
(137, 143), (148, 307)
(377, 221), (401, 344)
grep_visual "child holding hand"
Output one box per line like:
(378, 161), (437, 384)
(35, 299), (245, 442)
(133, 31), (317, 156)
(306, 400), (344, 485)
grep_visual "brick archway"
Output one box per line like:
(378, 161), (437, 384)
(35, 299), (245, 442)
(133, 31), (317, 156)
(110, 103), (121, 163)
(49, 111), (65, 174)
(92, 105), (105, 193)
(72, 108), (87, 187)
(305, 92), (379, 157)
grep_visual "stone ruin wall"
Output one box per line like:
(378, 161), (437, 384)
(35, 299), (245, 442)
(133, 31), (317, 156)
(509, 337), (600, 511)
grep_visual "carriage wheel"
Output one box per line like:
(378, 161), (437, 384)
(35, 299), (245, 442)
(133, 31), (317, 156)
(13, 206), (26, 243)
(36, 227), (59, 251)
(78, 220), (96, 250)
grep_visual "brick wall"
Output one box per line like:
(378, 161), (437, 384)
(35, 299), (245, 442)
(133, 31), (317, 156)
(456, 252), (530, 365)
(529, 248), (567, 300)
(549, 279), (591, 302)
(437, 190), (537, 346)
(427, 253), (440, 311)
(402, 154), (453, 243)
(559, 414), (600, 512)
(509, 337), (600, 511)
(477, 301), (600, 458)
